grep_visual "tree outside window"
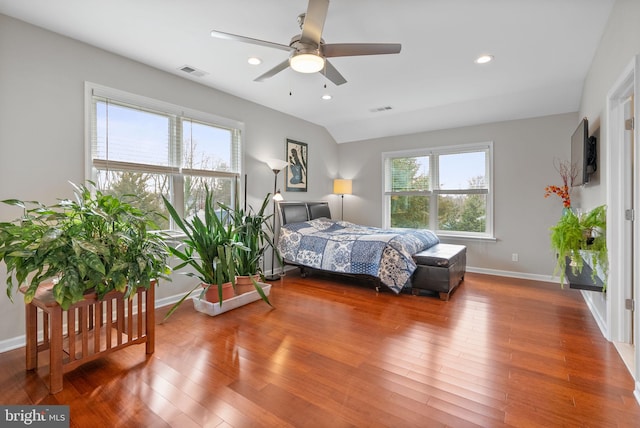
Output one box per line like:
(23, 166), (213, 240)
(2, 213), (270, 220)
(384, 144), (492, 238)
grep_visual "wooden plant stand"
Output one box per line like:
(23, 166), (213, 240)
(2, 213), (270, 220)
(22, 282), (155, 394)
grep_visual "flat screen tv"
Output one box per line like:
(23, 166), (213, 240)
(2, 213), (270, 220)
(571, 117), (597, 186)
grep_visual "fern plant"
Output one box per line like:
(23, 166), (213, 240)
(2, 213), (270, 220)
(580, 204), (608, 285)
(550, 204), (607, 288)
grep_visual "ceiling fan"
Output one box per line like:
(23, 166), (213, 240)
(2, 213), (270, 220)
(210, 0), (402, 86)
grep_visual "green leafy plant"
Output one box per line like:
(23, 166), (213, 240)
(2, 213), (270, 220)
(220, 193), (274, 277)
(162, 187), (272, 319)
(550, 204), (607, 288)
(580, 204), (608, 283)
(0, 182), (171, 309)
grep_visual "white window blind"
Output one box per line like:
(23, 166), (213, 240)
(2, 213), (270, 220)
(86, 83), (243, 230)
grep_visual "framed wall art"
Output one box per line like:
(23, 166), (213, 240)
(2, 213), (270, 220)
(285, 138), (308, 192)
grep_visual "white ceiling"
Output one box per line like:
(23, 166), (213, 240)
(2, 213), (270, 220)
(0, 0), (615, 143)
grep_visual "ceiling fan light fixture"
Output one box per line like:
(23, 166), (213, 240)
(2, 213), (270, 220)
(290, 53), (325, 73)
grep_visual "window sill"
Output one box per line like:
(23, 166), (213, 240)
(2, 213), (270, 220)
(158, 230), (187, 246)
(437, 233), (497, 243)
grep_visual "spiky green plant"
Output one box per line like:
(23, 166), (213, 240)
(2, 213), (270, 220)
(219, 193), (274, 277)
(162, 186), (272, 319)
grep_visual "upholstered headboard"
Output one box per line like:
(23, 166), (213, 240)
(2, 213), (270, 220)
(277, 201), (332, 225)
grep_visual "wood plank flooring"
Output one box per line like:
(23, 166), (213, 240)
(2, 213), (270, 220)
(1, 271), (639, 427)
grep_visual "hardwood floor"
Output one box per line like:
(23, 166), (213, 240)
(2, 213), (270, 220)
(1, 271), (639, 427)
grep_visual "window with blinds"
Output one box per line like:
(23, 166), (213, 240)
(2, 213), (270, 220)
(87, 83), (242, 230)
(383, 143), (493, 238)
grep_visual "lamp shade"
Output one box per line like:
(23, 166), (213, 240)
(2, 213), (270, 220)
(265, 158), (289, 172)
(333, 179), (352, 195)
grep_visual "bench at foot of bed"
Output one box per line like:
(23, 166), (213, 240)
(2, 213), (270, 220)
(411, 244), (467, 301)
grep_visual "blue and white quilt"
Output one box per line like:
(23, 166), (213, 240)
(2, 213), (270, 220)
(277, 218), (440, 293)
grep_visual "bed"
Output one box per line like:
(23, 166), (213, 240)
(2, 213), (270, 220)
(276, 201), (466, 300)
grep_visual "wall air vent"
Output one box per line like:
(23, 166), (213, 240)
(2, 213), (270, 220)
(179, 65), (208, 78)
(369, 106), (393, 113)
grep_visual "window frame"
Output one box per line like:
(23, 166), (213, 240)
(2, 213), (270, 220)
(382, 142), (494, 240)
(84, 82), (244, 229)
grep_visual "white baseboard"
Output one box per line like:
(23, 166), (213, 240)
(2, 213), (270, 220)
(0, 335), (27, 353)
(465, 266), (556, 283)
(154, 289), (201, 311)
(580, 291), (609, 339)
(283, 263), (557, 285)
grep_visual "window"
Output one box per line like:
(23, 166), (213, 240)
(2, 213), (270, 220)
(383, 143), (493, 238)
(86, 83), (242, 230)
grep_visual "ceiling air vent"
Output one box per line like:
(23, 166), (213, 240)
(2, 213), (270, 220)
(179, 65), (208, 78)
(369, 106), (393, 113)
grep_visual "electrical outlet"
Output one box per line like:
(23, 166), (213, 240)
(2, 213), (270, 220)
(512, 253), (519, 262)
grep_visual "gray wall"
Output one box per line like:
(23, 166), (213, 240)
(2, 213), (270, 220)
(574, 0), (640, 331)
(577, 0), (640, 210)
(0, 14), (338, 345)
(337, 113), (578, 278)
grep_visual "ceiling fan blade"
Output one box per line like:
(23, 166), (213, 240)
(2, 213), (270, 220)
(254, 59), (291, 82)
(300, 0), (329, 46)
(320, 60), (347, 86)
(210, 30), (294, 52)
(323, 43), (402, 57)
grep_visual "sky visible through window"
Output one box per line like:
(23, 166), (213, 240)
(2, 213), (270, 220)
(96, 102), (232, 170)
(439, 151), (486, 189)
(183, 120), (232, 170)
(96, 101), (170, 166)
(414, 151), (486, 189)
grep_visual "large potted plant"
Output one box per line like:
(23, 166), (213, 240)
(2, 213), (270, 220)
(550, 205), (607, 289)
(162, 187), (242, 311)
(162, 187), (272, 319)
(544, 159), (608, 290)
(0, 182), (171, 393)
(220, 193), (274, 293)
(0, 182), (170, 308)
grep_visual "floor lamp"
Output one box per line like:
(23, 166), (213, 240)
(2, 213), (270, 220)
(265, 159), (289, 280)
(333, 179), (352, 220)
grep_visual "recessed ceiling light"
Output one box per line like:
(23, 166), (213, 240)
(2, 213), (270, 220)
(321, 94), (332, 100)
(247, 57), (262, 65)
(475, 55), (494, 64)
